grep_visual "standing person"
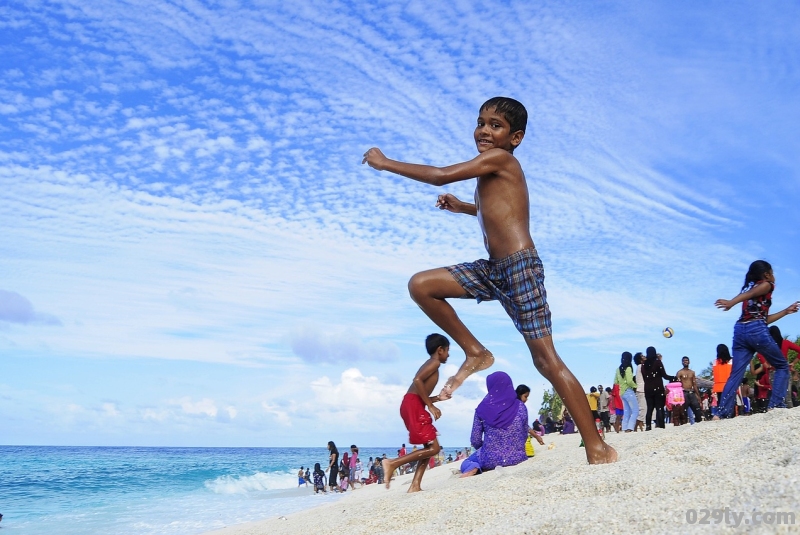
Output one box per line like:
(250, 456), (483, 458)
(665, 381), (686, 426)
(339, 451), (349, 483)
(768, 325), (800, 407)
(598, 384), (611, 433)
(712, 344), (733, 414)
(586, 386), (601, 422)
(362, 97), (616, 464)
(642, 346), (673, 430)
(326, 441), (339, 493)
(297, 466), (307, 487)
(715, 260), (799, 417)
(348, 445), (360, 490)
(634, 352), (646, 431)
(614, 352), (639, 433)
(607, 386), (621, 433)
(740, 379), (752, 415)
(461, 372), (531, 476)
(751, 355), (771, 413)
(676, 357), (703, 424)
(381, 334), (449, 492)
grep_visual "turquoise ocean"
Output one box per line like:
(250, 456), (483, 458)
(0, 445), (420, 535)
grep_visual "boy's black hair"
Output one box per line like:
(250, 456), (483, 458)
(742, 260), (773, 291)
(633, 352), (644, 365)
(515, 384), (531, 399)
(425, 333), (450, 355)
(590, 386), (597, 393)
(480, 96), (528, 134)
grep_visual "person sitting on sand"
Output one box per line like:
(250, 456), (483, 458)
(312, 463), (327, 494)
(381, 333), (449, 493)
(532, 418), (545, 437)
(460, 372), (530, 477)
(561, 410), (576, 434)
(516, 383), (545, 447)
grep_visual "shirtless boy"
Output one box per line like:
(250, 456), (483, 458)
(675, 356), (703, 423)
(363, 97), (616, 464)
(382, 333), (448, 492)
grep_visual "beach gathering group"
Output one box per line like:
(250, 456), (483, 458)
(296, 439), (476, 494)
(356, 96), (799, 493)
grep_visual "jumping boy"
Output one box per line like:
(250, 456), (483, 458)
(381, 333), (449, 492)
(363, 97), (616, 464)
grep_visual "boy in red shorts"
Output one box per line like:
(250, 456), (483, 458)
(382, 333), (449, 492)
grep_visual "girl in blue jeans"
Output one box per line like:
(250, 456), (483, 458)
(715, 260), (799, 417)
(614, 352), (639, 432)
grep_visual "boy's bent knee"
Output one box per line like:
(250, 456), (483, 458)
(408, 273), (425, 301)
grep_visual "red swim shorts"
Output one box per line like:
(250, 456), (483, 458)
(399, 393), (437, 445)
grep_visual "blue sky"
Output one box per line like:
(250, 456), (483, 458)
(2, 1), (799, 447)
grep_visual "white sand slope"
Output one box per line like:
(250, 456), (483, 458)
(206, 409), (800, 535)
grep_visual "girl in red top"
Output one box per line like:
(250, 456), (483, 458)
(715, 260), (799, 417)
(768, 325), (800, 406)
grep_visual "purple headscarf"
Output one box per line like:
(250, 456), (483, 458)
(475, 371), (521, 430)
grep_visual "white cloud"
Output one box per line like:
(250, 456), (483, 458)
(1, 1), (799, 447)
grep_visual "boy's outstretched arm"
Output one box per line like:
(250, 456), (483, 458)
(362, 147), (512, 187)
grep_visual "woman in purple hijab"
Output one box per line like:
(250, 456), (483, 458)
(460, 371), (530, 477)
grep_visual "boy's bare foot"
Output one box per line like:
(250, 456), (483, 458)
(460, 468), (479, 478)
(382, 459), (393, 489)
(407, 484), (422, 493)
(439, 349), (495, 399)
(586, 442), (618, 464)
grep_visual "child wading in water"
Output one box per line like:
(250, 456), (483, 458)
(381, 334), (449, 492)
(363, 97), (616, 464)
(715, 260), (799, 417)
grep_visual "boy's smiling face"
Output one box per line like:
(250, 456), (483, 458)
(474, 106), (524, 153)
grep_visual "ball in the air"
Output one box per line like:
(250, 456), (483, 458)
(662, 327), (674, 338)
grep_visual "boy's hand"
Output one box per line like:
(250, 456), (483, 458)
(436, 193), (462, 212)
(362, 147), (388, 170)
(715, 299), (733, 311)
(785, 302), (800, 315)
(429, 405), (442, 421)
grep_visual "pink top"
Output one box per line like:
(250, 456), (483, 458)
(665, 382), (685, 409)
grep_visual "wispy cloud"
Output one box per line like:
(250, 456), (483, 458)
(2, 1), (799, 445)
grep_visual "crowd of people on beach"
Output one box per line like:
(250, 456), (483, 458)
(297, 441), (474, 494)
(296, 322), (798, 495)
(539, 332), (800, 438)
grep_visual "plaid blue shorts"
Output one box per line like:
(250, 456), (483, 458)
(445, 247), (552, 339)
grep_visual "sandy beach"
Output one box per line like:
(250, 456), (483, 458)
(206, 409), (800, 535)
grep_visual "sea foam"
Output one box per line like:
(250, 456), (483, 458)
(204, 470), (296, 494)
